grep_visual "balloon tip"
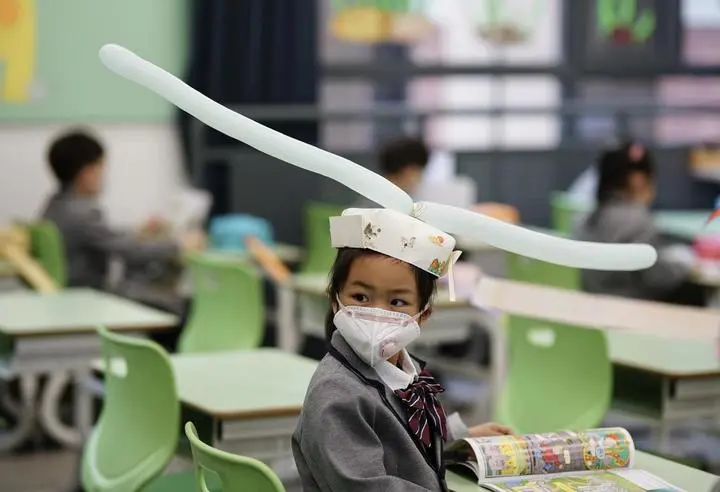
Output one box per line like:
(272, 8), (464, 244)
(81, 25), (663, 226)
(99, 44), (136, 74)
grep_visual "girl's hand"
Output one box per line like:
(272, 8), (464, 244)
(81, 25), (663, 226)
(468, 422), (514, 438)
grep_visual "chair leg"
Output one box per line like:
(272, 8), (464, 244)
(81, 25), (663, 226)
(39, 371), (82, 447)
(0, 373), (39, 450)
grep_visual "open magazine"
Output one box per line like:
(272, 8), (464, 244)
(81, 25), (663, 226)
(444, 427), (683, 492)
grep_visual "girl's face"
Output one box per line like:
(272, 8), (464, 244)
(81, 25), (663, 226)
(337, 254), (425, 321)
(627, 171), (655, 206)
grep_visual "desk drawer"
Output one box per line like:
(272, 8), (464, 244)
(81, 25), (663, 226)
(218, 434), (293, 461)
(221, 415), (298, 441)
(674, 378), (720, 399)
(219, 416), (298, 461)
(665, 396), (720, 420)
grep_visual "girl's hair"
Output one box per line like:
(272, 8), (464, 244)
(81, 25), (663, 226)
(595, 141), (655, 206)
(588, 142), (655, 227)
(324, 248), (437, 342)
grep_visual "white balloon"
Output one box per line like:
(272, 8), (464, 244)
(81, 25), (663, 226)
(99, 44), (658, 272)
(414, 202), (657, 271)
(98, 44), (413, 214)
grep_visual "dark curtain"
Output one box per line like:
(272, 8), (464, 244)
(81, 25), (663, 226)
(179, 0), (318, 217)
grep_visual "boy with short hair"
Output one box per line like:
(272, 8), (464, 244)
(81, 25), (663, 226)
(42, 129), (203, 290)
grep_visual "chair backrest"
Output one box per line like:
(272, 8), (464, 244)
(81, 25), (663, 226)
(496, 316), (612, 434)
(185, 422), (285, 492)
(179, 255), (264, 353)
(82, 327), (179, 492)
(550, 192), (592, 235)
(300, 202), (344, 274)
(506, 253), (581, 291)
(29, 221), (67, 288)
(503, 253), (607, 432)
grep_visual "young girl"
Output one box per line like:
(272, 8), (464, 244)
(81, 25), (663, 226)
(292, 208), (511, 491)
(578, 143), (701, 305)
(98, 43), (658, 489)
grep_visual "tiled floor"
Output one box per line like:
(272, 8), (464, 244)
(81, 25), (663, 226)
(0, 449), (80, 492)
(0, 450), (304, 492)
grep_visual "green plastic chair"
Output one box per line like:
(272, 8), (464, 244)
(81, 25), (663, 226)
(550, 192), (592, 235)
(179, 255), (264, 353)
(496, 316), (612, 434)
(185, 422), (285, 492)
(506, 253), (581, 291)
(300, 202), (344, 274)
(83, 327), (192, 491)
(29, 220), (67, 288)
(503, 249), (610, 432)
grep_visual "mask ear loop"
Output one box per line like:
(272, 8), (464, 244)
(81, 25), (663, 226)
(335, 295), (348, 314)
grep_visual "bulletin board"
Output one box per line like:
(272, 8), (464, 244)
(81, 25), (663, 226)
(567, 0), (680, 71)
(0, 0), (188, 122)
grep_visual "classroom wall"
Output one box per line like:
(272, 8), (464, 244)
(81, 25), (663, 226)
(0, 0), (189, 228)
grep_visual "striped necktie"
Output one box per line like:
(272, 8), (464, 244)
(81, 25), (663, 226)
(394, 369), (448, 449)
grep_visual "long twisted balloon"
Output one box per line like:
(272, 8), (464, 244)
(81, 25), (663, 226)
(99, 44), (656, 271)
(99, 45), (413, 214)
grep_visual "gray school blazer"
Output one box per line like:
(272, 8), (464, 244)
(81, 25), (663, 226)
(576, 197), (690, 300)
(42, 191), (178, 289)
(292, 331), (467, 492)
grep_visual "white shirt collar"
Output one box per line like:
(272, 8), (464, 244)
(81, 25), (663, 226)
(373, 349), (418, 391)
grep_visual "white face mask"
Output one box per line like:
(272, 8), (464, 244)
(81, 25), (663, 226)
(333, 296), (426, 367)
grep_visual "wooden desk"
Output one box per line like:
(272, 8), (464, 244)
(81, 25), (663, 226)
(447, 451), (719, 491)
(0, 288), (177, 336)
(171, 349), (316, 461)
(609, 331), (720, 379)
(0, 288), (177, 450)
(608, 331), (720, 449)
(475, 278), (720, 452)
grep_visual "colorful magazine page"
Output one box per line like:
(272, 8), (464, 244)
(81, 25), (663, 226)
(480, 469), (683, 492)
(445, 428), (685, 492)
(447, 427), (634, 479)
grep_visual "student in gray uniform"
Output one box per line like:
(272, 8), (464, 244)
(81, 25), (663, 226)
(292, 208), (512, 491)
(577, 144), (701, 305)
(41, 130), (205, 290)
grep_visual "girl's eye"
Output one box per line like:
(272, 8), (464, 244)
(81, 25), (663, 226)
(391, 298), (409, 307)
(351, 293), (369, 303)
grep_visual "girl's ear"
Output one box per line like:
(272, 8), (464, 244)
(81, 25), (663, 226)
(419, 307), (432, 325)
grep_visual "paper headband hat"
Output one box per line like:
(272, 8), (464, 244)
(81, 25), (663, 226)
(98, 44), (657, 272)
(331, 208), (459, 277)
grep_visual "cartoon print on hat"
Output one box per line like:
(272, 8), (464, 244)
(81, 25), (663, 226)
(401, 237), (416, 250)
(428, 258), (449, 276)
(430, 235), (446, 247)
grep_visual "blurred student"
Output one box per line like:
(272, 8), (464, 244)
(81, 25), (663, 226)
(42, 129), (205, 290)
(354, 136), (429, 207)
(567, 139), (646, 204)
(577, 143), (702, 305)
